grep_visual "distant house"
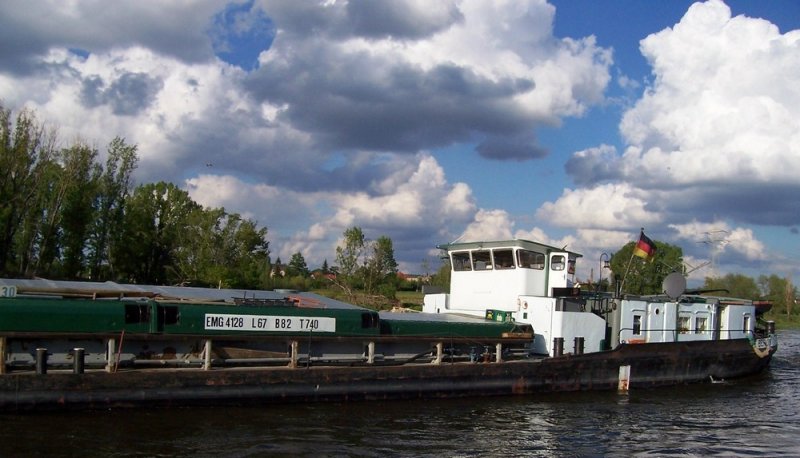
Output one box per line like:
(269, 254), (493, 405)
(397, 272), (429, 283)
(310, 270), (336, 281)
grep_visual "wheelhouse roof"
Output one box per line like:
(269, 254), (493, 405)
(437, 239), (583, 258)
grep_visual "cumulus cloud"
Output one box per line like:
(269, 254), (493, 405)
(1, 0), (613, 196)
(185, 174), (312, 226)
(0, 46), (268, 182)
(562, 1), (800, 204)
(80, 72), (163, 116)
(541, 0), (798, 278)
(564, 144), (624, 186)
(346, 0), (464, 40)
(187, 154), (476, 269)
(669, 220), (767, 262)
(459, 209), (515, 242)
(619, 1), (800, 189)
(247, 0), (611, 159)
(536, 182), (661, 229)
(0, 0), (224, 74)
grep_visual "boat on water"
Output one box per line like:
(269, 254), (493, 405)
(0, 238), (777, 411)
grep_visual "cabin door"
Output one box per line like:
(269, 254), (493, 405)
(547, 252), (569, 295)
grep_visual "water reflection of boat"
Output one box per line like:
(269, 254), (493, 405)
(0, 239), (777, 411)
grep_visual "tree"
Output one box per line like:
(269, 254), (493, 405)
(0, 105), (57, 274)
(288, 252), (309, 277)
(224, 213), (269, 288)
(785, 277), (795, 317)
(609, 239), (684, 295)
(16, 156), (61, 276)
(757, 274), (797, 316)
(334, 226), (366, 296)
(59, 142), (101, 279)
(173, 207), (225, 286)
(114, 182), (199, 284)
(429, 260), (451, 291)
(364, 235), (398, 296)
(372, 236), (398, 276)
(89, 137), (138, 280)
(703, 273), (760, 300)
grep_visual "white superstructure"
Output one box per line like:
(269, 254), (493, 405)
(423, 239), (762, 356)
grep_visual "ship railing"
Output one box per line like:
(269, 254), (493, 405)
(0, 331), (534, 375)
(618, 326), (755, 344)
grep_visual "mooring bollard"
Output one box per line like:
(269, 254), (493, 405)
(553, 337), (564, 357)
(35, 348), (48, 375)
(574, 337), (585, 355)
(73, 348), (85, 374)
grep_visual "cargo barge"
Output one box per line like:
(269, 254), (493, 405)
(0, 238), (777, 411)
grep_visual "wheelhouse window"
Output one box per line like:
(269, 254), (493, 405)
(452, 252), (472, 271)
(517, 250), (545, 270)
(743, 314), (751, 334)
(472, 250), (492, 271)
(551, 255), (565, 271)
(493, 249), (515, 269)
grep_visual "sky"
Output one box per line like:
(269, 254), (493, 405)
(1, 0), (798, 285)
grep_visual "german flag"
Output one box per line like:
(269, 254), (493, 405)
(633, 230), (656, 261)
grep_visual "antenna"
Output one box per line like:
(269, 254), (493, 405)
(696, 230), (729, 278)
(449, 234), (465, 245)
(683, 260), (711, 275)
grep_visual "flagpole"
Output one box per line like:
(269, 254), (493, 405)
(620, 228), (646, 295)
(618, 251), (636, 295)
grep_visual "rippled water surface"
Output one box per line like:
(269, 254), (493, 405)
(1, 330), (797, 457)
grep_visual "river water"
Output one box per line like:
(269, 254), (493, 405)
(1, 330), (797, 457)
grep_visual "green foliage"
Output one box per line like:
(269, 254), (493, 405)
(364, 235), (398, 296)
(429, 260), (451, 291)
(59, 142), (101, 278)
(702, 273), (761, 300)
(172, 208), (269, 288)
(89, 137), (138, 280)
(0, 105), (274, 287)
(757, 274), (797, 316)
(288, 252), (309, 277)
(334, 226), (366, 295)
(331, 227), (401, 303)
(336, 227), (365, 276)
(763, 310), (800, 330)
(377, 282), (397, 301)
(113, 182), (199, 283)
(117, 188), (270, 287)
(0, 105), (57, 274)
(396, 290), (424, 310)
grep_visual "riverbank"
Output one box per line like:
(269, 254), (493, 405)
(764, 312), (800, 330)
